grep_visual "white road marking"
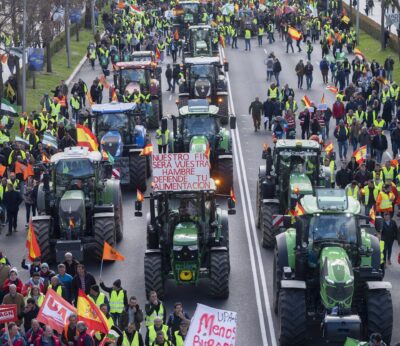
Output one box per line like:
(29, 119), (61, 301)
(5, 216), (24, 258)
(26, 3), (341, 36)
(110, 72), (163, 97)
(263, 48), (268, 55)
(169, 94), (172, 101)
(220, 47), (277, 346)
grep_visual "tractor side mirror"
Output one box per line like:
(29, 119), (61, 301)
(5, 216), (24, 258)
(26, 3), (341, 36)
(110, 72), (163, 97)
(374, 216), (383, 232)
(135, 201), (143, 217)
(228, 198), (236, 215)
(172, 115), (178, 136)
(283, 215), (292, 228)
(229, 115), (236, 130)
(224, 60), (229, 72)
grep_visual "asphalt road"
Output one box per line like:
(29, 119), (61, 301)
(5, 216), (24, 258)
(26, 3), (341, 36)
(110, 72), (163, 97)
(1, 31), (400, 346)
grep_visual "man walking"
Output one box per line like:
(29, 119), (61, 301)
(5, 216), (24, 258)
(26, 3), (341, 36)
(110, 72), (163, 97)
(3, 184), (22, 236)
(165, 64), (173, 92)
(249, 97), (263, 132)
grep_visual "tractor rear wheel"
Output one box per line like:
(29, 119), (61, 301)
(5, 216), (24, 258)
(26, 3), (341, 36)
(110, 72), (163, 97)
(93, 216), (116, 262)
(32, 217), (52, 263)
(217, 158), (233, 194)
(144, 252), (164, 299)
(366, 289), (393, 344)
(273, 248), (282, 314)
(148, 100), (160, 130)
(261, 203), (279, 248)
(129, 154), (147, 192)
(278, 289), (307, 346)
(209, 250), (229, 298)
(218, 97), (229, 125)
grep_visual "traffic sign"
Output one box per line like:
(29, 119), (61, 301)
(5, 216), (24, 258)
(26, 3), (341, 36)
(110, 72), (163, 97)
(385, 13), (400, 27)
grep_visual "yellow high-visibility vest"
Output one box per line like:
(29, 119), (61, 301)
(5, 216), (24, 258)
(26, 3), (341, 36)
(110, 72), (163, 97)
(110, 290), (125, 314)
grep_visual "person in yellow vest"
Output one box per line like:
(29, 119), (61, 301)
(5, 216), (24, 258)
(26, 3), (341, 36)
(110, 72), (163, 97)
(100, 279), (128, 328)
(122, 322), (144, 346)
(48, 276), (66, 299)
(257, 25), (264, 46)
(156, 126), (169, 154)
(171, 320), (189, 346)
(95, 303), (115, 342)
(345, 180), (360, 201)
(146, 317), (169, 346)
(145, 291), (166, 327)
(151, 330), (171, 346)
(382, 160), (396, 182)
(244, 28), (251, 51)
(89, 284), (109, 308)
(70, 92), (82, 122)
(362, 179), (379, 216)
(373, 114), (385, 130)
(376, 183), (395, 215)
(25, 286), (45, 307)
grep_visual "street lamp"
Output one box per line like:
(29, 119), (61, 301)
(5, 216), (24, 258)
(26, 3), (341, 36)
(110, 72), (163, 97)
(66, 0), (71, 68)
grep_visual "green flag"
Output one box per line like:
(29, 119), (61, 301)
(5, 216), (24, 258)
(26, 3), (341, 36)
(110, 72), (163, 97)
(1, 98), (17, 115)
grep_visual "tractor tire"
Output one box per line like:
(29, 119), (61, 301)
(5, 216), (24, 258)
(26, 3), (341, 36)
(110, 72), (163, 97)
(273, 248), (282, 314)
(278, 289), (307, 346)
(261, 203), (279, 248)
(209, 250), (230, 299)
(366, 289), (393, 344)
(93, 216), (116, 262)
(146, 155), (152, 178)
(256, 179), (263, 229)
(144, 252), (164, 299)
(129, 154), (147, 192)
(148, 100), (160, 130)
(32, 217), (52, 263)
(217, 158), (233, 195)
(218, 97), (229, 125)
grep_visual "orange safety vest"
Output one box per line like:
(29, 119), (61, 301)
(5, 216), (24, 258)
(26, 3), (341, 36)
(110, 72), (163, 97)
(376, 191), (395, 212)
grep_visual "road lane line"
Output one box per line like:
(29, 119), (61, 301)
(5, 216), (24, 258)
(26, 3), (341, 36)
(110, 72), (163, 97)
(221, 47), (278, 346)
(263, 48), (268, 55)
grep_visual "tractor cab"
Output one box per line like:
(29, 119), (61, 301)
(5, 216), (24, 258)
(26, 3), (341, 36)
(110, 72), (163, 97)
(184, 25), (218, 59)
(173, 0), (200, 26)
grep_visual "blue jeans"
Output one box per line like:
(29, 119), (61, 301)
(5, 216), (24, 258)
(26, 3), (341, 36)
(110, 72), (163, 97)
(375, 149), (384, 163)
(274, 72), (280, 86)
(245, 39), (251, 50)
(351, 137), (358, 152)
(338, 140), (348, 160)
(306, 75), (313, 89)
(386, 70), (393, 83)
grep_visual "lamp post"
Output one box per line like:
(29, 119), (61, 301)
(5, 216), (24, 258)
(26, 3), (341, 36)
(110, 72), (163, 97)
(66, 0), (71, 68)
(22, 0), (27, 112)
(91, 0), (96, 36)
(356, 0), (360, 44)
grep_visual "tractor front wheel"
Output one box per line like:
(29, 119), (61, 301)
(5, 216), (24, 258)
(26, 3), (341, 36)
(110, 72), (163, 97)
(366, 289), (393, 344)
(278, 289), (307, 346)
(217, 158), (233, 195)
(144, 252), (164, 299)
(261, 203), (279, 248)
(32, 217), (52, 263)
(129, 154), (147, 192)
(209, 250), (230, 298)
(93, 216), (116, 262)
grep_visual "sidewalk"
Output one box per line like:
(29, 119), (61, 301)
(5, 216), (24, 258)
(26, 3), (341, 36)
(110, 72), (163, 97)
(342, 0), (399, 35)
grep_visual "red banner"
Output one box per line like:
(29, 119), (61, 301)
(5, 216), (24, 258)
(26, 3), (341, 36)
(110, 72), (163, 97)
(0, 305), (17, 324)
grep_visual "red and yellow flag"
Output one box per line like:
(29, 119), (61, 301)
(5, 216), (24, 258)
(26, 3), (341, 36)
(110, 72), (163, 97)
(140, 143), (153, 156)
(326, 85), (338, 94)
(137, 189), (144, 202)
(102, 241), (125, 261)
(324, 141), (334, 155)
(294, 202), (305, 216)
(354, 48), (365, 60)
(87, 92), (95, 106)
(77, 124), (99, 152)
(288, 27), (302, 41)
(302, 95), (312, 108)
(155, 47), (161, 60)
(320, 93), (326, 105)
(219, 35), (225, 48)
(369, 205), (376, 225)
(26, 221), (41, 261)
(69, 217), (75, 229)
(77, 289), (109, 334)
(230, 187), (236, 203)
(174, 29), (179, 41)
(42, 154), (50, 163)
(102, 151), (109, 161)
(353, 145), (367, 164)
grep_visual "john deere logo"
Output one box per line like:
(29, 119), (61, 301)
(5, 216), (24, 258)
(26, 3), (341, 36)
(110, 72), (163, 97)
(179, 270), (192, 281)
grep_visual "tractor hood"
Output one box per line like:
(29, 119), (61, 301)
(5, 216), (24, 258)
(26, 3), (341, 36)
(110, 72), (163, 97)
(189, 135), (209, 154)
(101, 131), (123, 157)
(125, 81), (141, 95)
(289, 173), (313, 195)
(194, 78), (211, 98)
(320, 247), (354, 309)
(173, 222), (198, 247)
(59, 190), (86, 232)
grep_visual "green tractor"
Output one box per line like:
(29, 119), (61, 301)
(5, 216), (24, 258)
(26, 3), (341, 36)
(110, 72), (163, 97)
(182, 25), (219, 60)
(33, 147), (123, 263)
(257, 139), (323, 248)
(135, 180), (236, 299)
(178, 56), (229, 125)
(169, 99), (235, 194)
(274, 189), (392, 345)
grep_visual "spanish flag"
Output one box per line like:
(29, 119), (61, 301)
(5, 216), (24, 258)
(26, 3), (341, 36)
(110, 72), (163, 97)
(353, 145), (367, 164)
(137, 189), (144, 202)
(288, 27), (302, 41)
(369, 205), (376, 225)
(69, 217), (75, 229)
(174, 29), (179, 41)
(140, 143), (153, 156)
(77, 124), (99, 152)
(230, 187), (236, 203)
(326, 85), (338, 94)
(354, 48), (365, 60)
(320, 93), (326, 105)
(87, 92), (95, 106)
(294, 202), (305, 216)
(204, 144), (210, 159)
(77, 289), (109, 334)
(155, 47), (161, 61)
(102, 241), (125, 261)
(42, 154), (50, 163)
(324, 141), (334, 155)
(26, 221), (41, 261)
(302, 95), (312, 108)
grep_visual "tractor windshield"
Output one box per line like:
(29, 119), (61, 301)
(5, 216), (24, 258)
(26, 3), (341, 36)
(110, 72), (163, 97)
(55, 159), (95, 186)
(306, 214), (357, 243)
(97, 113), (129, 132)
(168, 194), (201, 219)
(277, 149), (319, 179)
(120, 69), (147, 87)
(190, 65), (215, 83)
(182, 116), (217, 137)
(181, 3), (199, 14)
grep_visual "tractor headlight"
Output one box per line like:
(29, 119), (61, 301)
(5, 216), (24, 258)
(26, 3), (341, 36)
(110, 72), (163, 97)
(188, 245), (198, 251)
(173, 245), (183, 251)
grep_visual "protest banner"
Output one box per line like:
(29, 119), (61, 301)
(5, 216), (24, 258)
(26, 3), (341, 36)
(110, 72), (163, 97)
(152, 153), (210, 192)
(0, 305), (17, 324)
(185, 304), (237, 346)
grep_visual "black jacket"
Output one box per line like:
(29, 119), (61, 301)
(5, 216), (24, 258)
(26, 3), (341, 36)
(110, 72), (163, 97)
(335, 168), (353, 188)
(3, 190), (22, 212)
(381, 220), (398, 243)
(72, 272), (96, 303)
(372, 134), (388, 151)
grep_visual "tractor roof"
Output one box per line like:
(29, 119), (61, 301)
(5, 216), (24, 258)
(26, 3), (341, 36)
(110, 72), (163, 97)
(114, 61), (154, 70)
(179, 99), (219, 116)
(275, 139), (320, 150)
(131, 50), (154, 57)
(51, 147), (102, 164)
(189, 24), (213, 30)
(178, 0), (200, 4)
(91, 102), (137, 114)
(184, 56), (221, 65)
(301, 189), (361, 214)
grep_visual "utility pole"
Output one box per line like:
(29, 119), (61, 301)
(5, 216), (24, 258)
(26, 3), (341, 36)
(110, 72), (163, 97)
(91, 0), (96, 36)
(381, 0), (386, 49)
(22, 0), (27, 112)
(65, 0), (71, 68)
(356, 0), (360, 44)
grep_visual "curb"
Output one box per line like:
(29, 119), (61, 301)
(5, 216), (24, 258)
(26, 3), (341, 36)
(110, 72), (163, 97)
(65, 55), (88, 87)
